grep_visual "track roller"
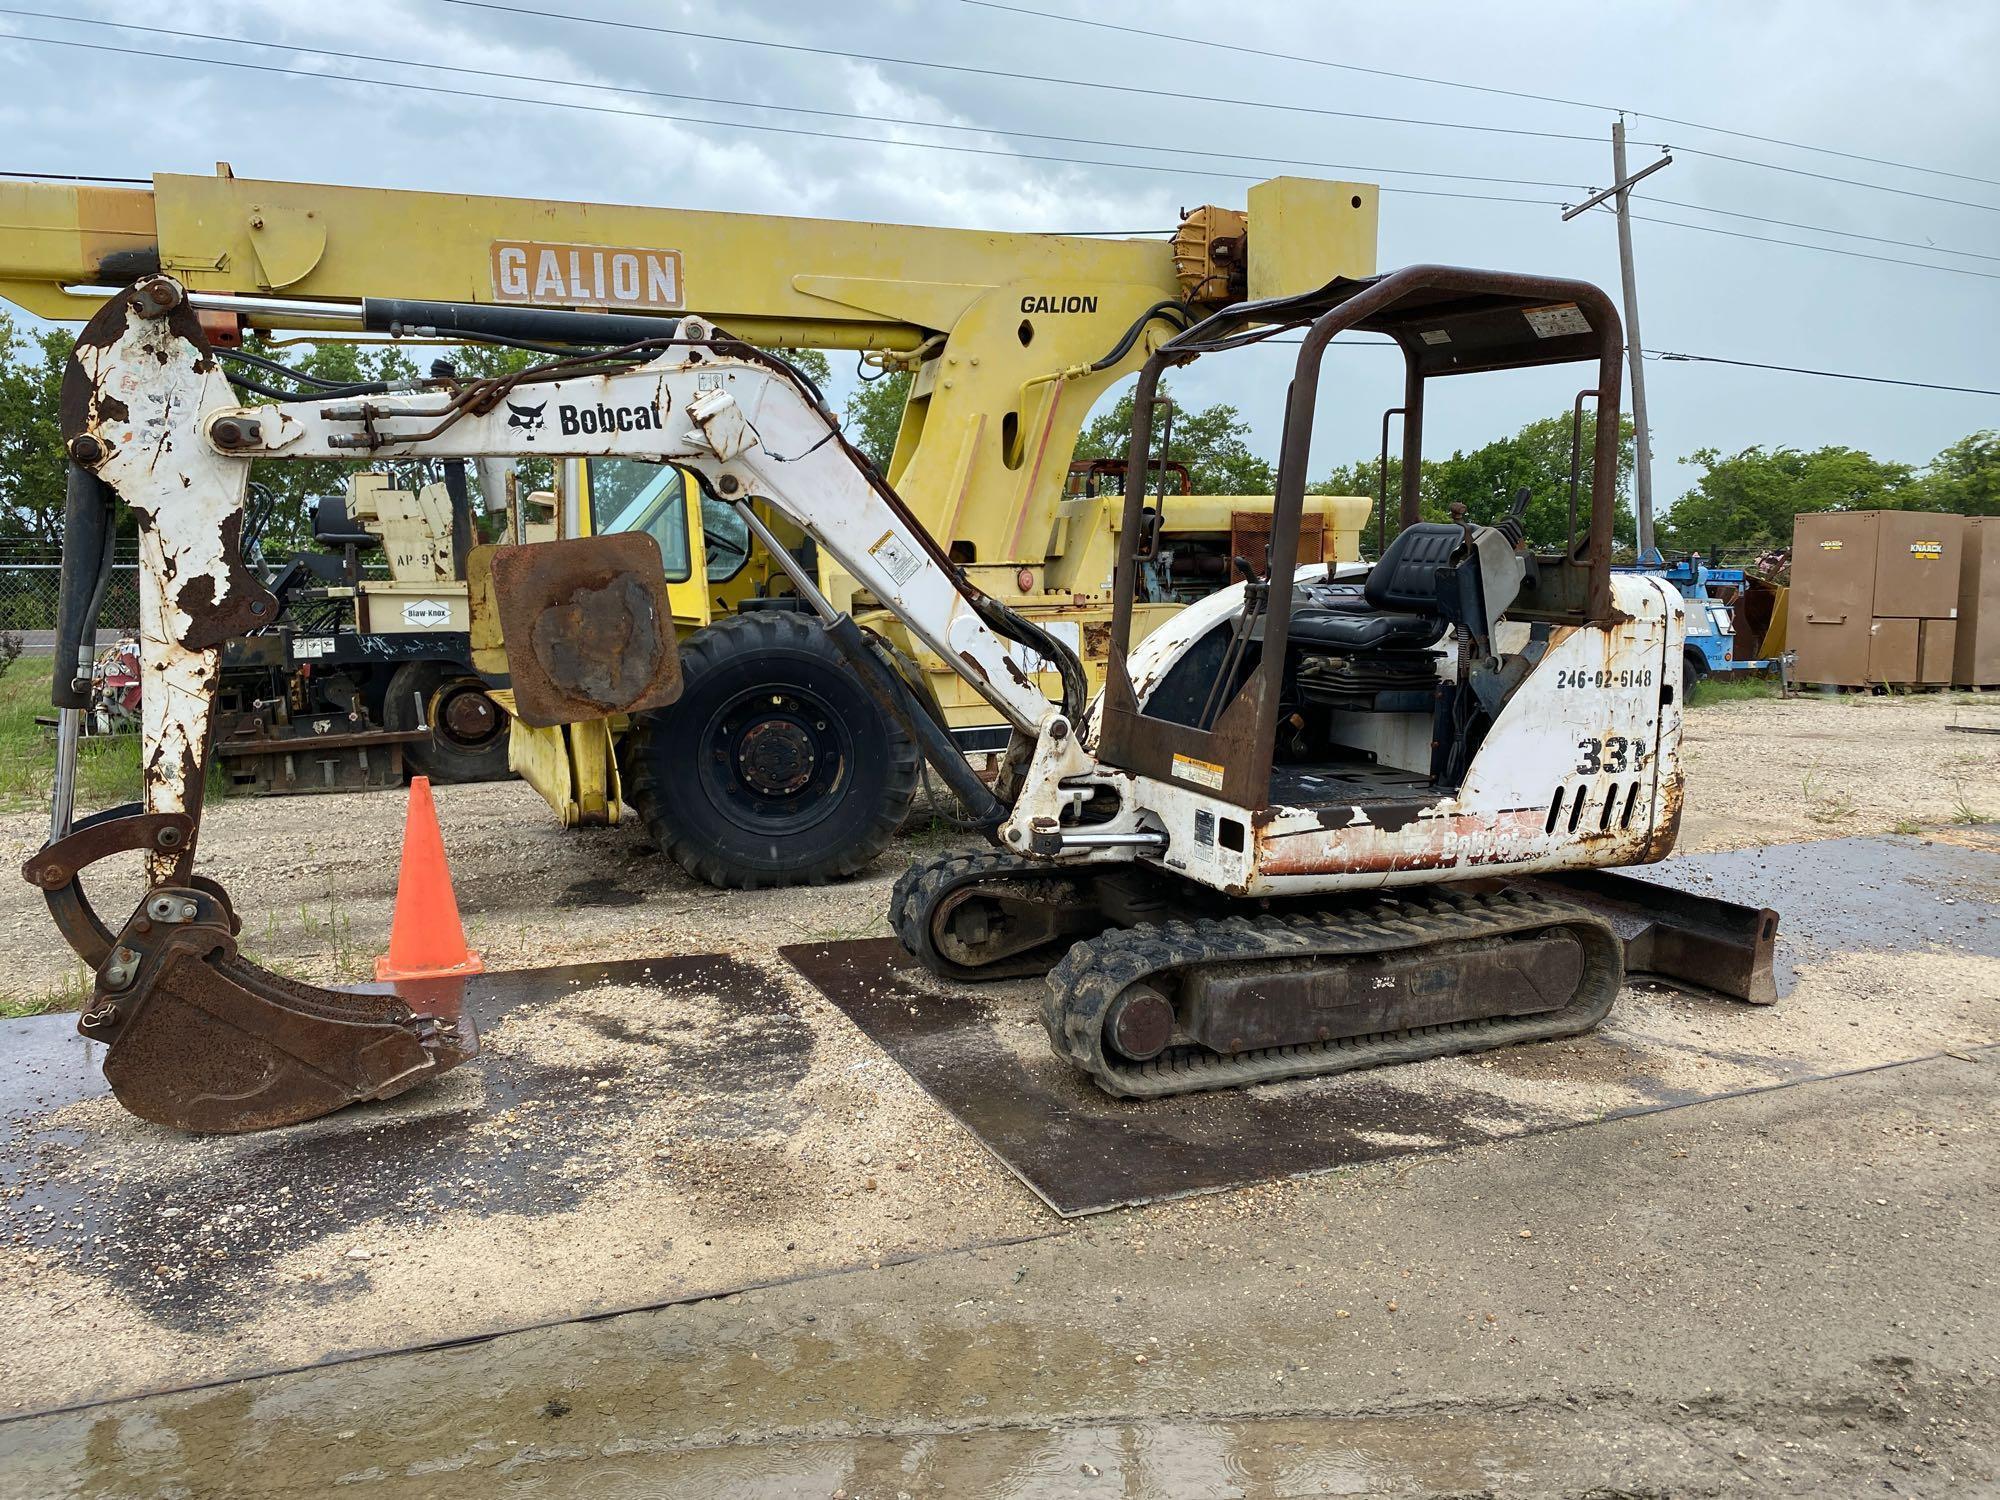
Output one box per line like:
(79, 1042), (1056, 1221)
(1042, 887), (1624, 1098)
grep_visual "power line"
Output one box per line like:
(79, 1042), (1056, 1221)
(0, 9), (1597, 195)
(429, 0), (1611, 147)
(1634, 112), (2000, 192)
(1646, 350), (2000, 398)
(0, 168), (147, 182)
(959, 0), (2000, 193)
(429, 0), (2000, 217)
(1246, 334), (1996, 397)
(1668, 144), (2000, 216)
(1612, 207), (2000, 280)
(1638, 195), (2000, 265)
(0, 32), (1572, 210)
(958, 0), (1621, 116)
(6, 20), (1991, 290)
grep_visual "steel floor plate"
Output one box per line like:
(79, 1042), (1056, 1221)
(782, 832), (2000, 1216)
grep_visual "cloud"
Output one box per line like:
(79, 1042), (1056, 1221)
(2, 0), (1994, 489)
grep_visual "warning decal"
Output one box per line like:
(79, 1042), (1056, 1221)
(1172, 752), (1226, 791)
(1524, 303), (1592, 338)
(868, 529), (924, 587)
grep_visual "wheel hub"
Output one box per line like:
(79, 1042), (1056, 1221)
(1104, 985), (1176, 1062)
(734, 716), (819, 796)
(439, 687), (500, 746)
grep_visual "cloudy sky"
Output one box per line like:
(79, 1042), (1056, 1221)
(3, 0), (1997, 513)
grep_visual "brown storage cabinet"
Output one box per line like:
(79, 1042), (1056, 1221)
(1957, 516), (2000, 687)
(1919, 619), (1958, 685)
(1789, 511), (1964, 687)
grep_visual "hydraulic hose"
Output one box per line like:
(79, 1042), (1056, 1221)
(52, 463), (118, 710)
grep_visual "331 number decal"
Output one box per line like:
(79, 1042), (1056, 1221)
(1576, 734), (1649, 775)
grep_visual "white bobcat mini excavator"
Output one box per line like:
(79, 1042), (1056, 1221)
(35, 266), (1775, 1131)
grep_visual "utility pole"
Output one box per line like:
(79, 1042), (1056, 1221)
(1561, 118), (1671, 562)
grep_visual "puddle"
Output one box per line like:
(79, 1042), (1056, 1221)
(7, 1316), (1534, 1499)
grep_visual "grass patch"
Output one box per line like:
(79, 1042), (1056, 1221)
(0, 668), (143, 812)
(0, 962), (94, 1018)
(1686, 675), (1782, 708)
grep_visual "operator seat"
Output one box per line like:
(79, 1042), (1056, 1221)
(1287, 522), (1462, 652)
(312, 494), (383, 551)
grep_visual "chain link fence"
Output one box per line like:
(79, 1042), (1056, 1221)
(0, 544), (382, 644)
(0, 547), (141, 638)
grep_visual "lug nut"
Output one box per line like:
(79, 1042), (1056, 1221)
(67, 433), (106, 468)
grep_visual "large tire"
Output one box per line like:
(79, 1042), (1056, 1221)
(623, 611), (920, 888)
(1682, 647), (1710, 687)
(383, 661), (512, 784)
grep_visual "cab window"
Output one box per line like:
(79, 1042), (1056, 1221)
(701, 495), (752, 582)
(588, 459), (692, 581)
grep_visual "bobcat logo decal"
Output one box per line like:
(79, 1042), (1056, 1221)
(506, 400), (547, 439)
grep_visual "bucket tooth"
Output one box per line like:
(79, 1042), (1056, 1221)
(83, 886), (476, 1133)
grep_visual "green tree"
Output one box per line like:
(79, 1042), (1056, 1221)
(0, 313), (76, 546)
(1659, 445), (1922, 554)
(1319, 409), (1637, 553)
(1914, 429), (2000, 516)
(1073, 384), (1276, 494)
(844, 367), (912, 471)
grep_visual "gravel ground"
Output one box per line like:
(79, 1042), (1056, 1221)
(3, 1051), (1993, 1497)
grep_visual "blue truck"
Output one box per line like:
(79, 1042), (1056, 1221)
(1617, 556), (1776, 683)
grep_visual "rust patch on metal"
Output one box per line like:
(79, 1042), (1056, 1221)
(490, 533), (681, 728)
(1260, 807), (1618, 878)
(85, 885), (476, 1134)
(1645, 769), (1685, 862)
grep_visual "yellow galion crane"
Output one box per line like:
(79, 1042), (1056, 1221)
(0, 168), (1379, 887)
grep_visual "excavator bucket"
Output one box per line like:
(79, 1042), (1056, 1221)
(99, 946), (477, 1135)
(28, 831), (475, 1135)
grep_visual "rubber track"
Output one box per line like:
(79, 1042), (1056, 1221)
(1042, 886), (1624, 1099)
(892, 849), (1093, 982)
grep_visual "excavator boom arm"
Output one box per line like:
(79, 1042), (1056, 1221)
(39, 278), (1067, 1133)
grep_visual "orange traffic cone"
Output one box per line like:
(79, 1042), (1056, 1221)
(375, 776), (484, 982)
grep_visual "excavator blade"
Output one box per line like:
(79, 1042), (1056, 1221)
(82, 886), (476, 1134)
